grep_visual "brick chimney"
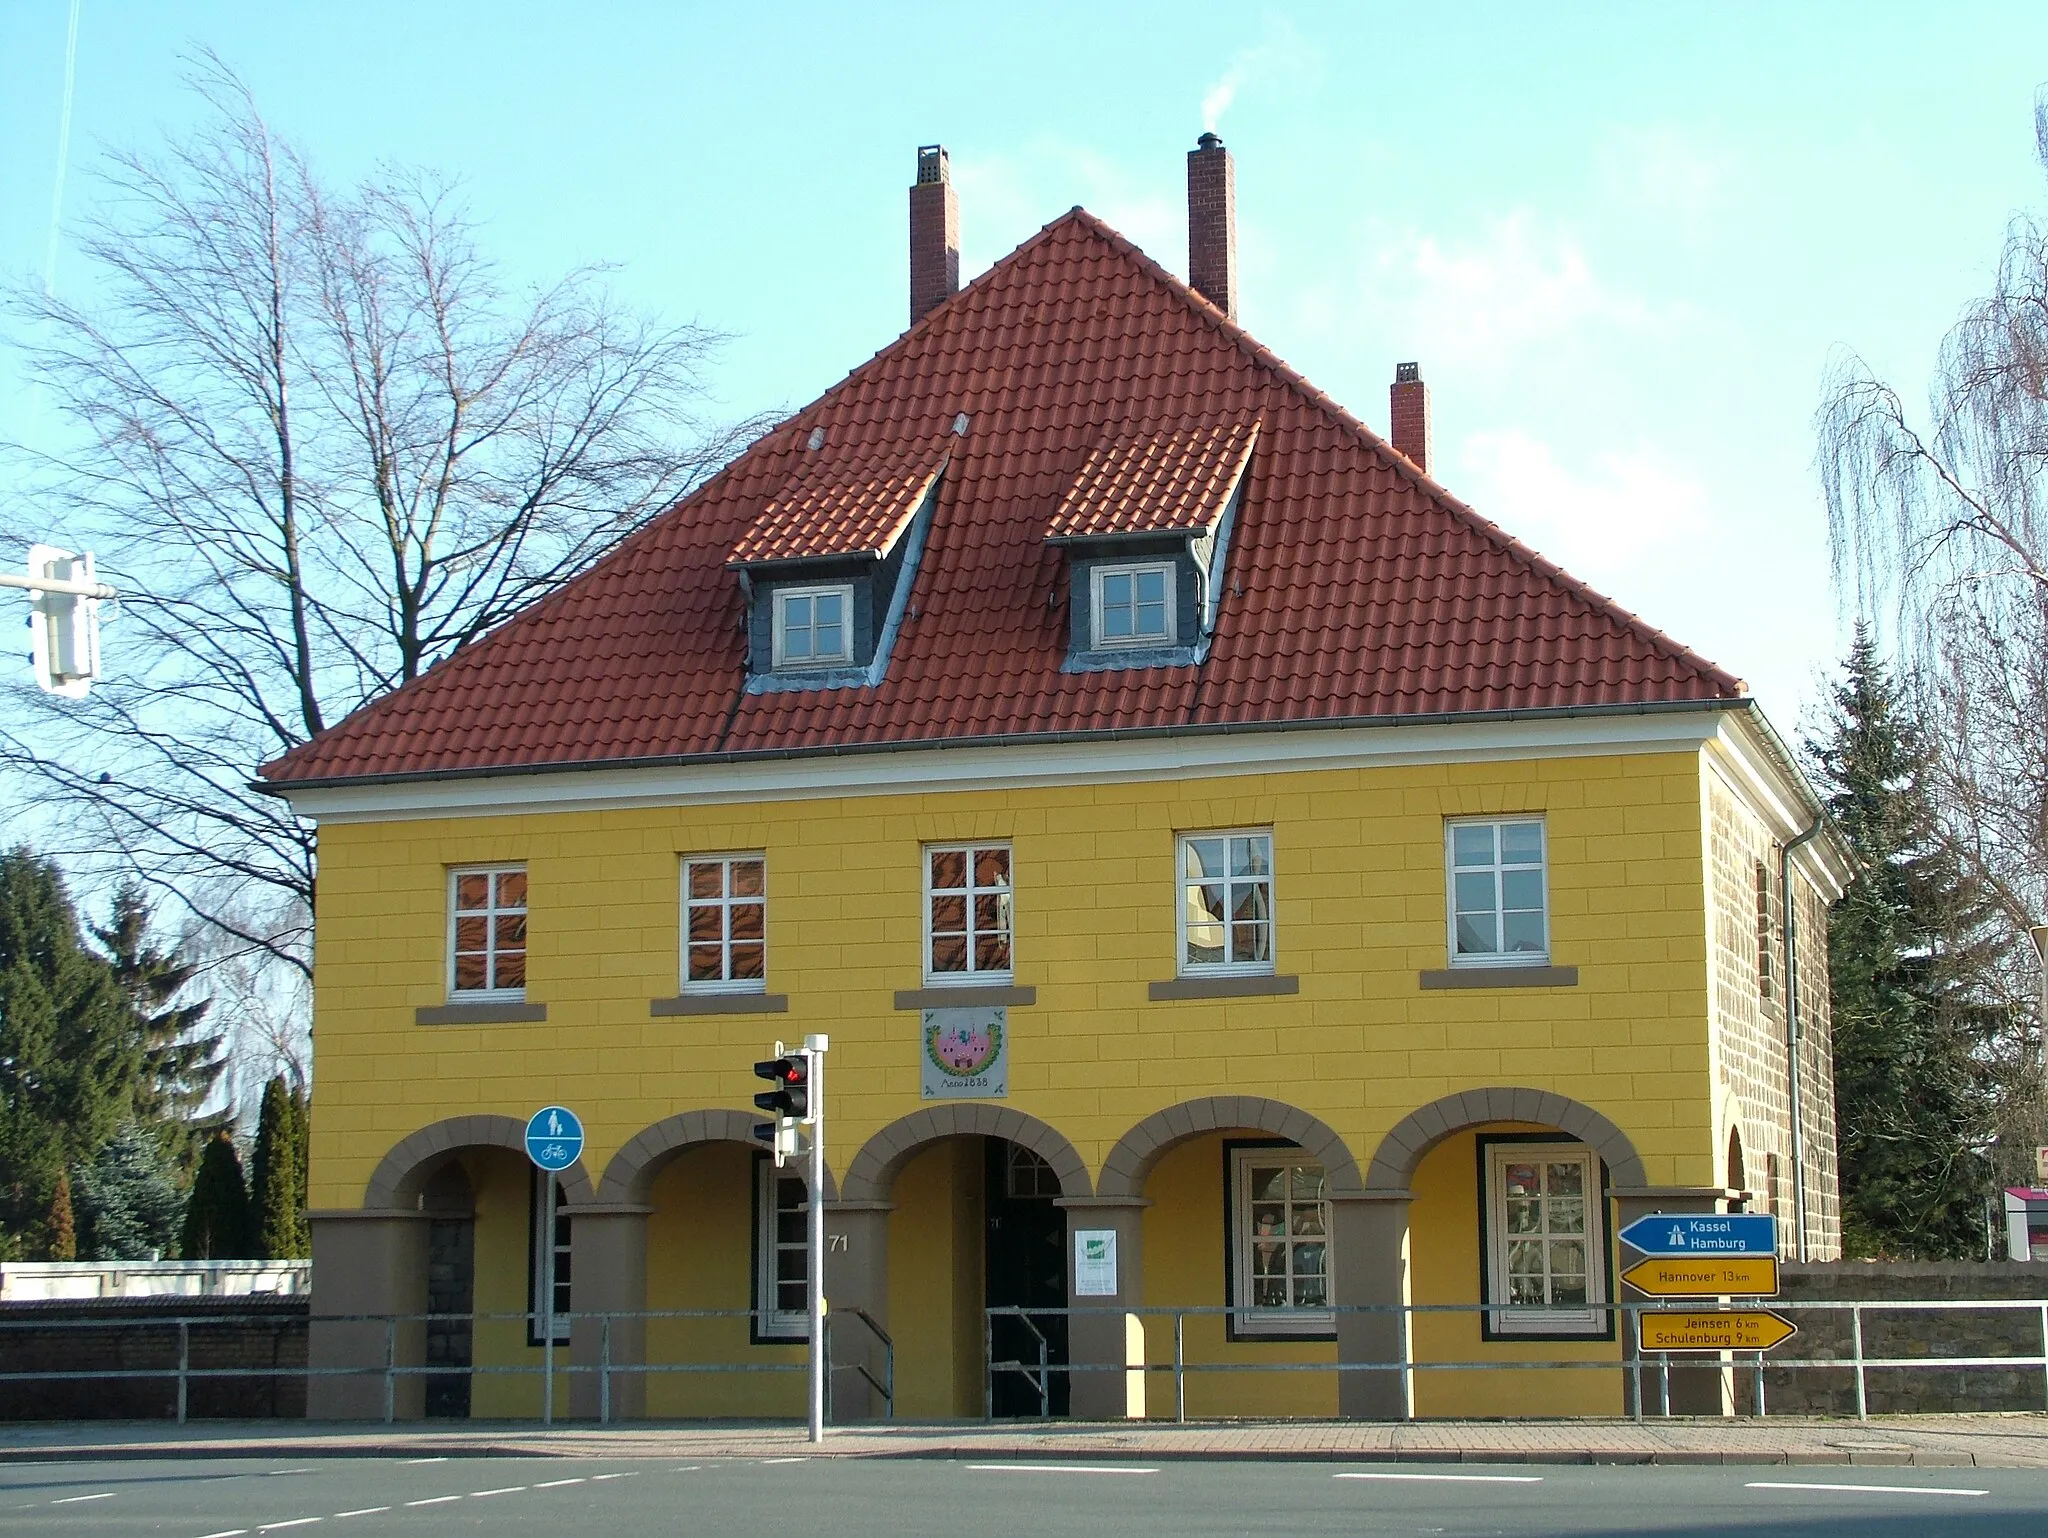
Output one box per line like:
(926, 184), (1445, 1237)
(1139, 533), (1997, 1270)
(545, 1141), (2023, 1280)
(1390, 362), (1431, 474)
(909, 144), (960, 326)
(1186, 132), (1236, 320)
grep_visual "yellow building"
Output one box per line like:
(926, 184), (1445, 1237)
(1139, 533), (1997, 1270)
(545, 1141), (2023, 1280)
(264, 139), (1849, 1422)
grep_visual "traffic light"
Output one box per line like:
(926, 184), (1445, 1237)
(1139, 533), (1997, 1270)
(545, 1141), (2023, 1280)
(753, 1054), (811, 1120)
(25, 546), (101, 699)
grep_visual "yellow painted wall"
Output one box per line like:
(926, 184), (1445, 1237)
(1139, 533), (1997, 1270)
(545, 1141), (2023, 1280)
(886, 1139), (984, 1417)
(459, 1147), (563, 1418)
(1140, 1132), (1337, 1418)
(310, 749), (1718, 1411)
(1407, 1124), (1622, 1417)
(642, 1143), (805, 1417)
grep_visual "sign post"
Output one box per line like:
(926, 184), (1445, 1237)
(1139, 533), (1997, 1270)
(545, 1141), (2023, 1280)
(524, 1105), (585, 1426)
(804, 1033), (828, 1445)
(1619, 1211), (1790, 1403)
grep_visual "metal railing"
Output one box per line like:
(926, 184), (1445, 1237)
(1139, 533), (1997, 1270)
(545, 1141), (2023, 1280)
(0, 1305), (895, 1425)
(984, 1297), (2048, 1423)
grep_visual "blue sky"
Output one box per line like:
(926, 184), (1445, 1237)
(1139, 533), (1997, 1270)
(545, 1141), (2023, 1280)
(4, 1), (2047, 735)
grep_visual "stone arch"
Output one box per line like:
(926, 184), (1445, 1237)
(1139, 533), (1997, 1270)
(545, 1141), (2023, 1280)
(363, 1114), (596, 1210)
(842, 1104), (1090, 1203)
(1363, 1088), (1648, 1192)
(598, 1108), (838, 1205)
(1095, 1096), (1364, 1200)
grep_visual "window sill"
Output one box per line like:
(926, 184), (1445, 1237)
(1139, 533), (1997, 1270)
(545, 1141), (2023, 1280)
(1419, 965), (1578, 990)
(894, 984), (1036, 1010)
(1149, 974), (1299, 1002)
(651, 993), (789, 1016)
(415, 1000), (548, 1026)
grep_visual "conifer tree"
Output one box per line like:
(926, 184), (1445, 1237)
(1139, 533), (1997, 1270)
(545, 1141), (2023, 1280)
(93, 882), (229, 1167)
(289, 1082), (309, 1221)
(251, 1076), (307, 1259)
(46, 1171), (76, 1261)
(182, 1130), (253, 1260)
(0, 850), (144, 1245)
(1810, 629), (2006, 1257)
(78, 1123), (188, 1260)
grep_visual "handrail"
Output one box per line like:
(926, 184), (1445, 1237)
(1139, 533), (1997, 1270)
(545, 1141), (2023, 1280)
(832, 1305), (896, 1420)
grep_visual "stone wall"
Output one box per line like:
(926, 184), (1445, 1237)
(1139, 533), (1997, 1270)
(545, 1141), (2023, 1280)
(0, 1296), (308, 1420)
(1759, 1262), (2048, 1415)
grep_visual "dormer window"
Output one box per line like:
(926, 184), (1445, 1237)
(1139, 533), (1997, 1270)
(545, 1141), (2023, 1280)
(773, 585), (854, 669)
(1094, 563), (1175, 648)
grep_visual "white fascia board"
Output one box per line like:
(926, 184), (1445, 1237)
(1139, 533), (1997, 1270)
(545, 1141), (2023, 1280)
(1705, 709), (1853, 899)
(276, 708), (1729, 826)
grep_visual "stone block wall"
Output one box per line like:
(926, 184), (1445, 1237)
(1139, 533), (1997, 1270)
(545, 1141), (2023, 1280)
(0, 1296), (308, 1420)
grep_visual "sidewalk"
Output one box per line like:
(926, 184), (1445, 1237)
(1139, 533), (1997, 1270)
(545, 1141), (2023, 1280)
(5, 1416), (2048, 1469)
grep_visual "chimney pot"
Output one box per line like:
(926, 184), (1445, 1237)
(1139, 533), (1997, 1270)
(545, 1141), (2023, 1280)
(1390, 361), (1432, 475)
(909, 143), (960, 326)
(1186, 132), (1237, 321)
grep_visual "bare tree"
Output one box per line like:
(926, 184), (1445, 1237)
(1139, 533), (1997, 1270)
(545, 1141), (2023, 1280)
(1818, 91), (2048, 1176)
(1, 53), (758, 981)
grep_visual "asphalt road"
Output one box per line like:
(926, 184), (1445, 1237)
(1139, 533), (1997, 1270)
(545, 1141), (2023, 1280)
(4, 1454), (2046, 1537)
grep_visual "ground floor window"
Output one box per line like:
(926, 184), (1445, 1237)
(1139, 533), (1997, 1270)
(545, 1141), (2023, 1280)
(527, 1170), (570, 1345)
(1480, 1138), (1608, 1338)
(1225, 1144), (1331, 1338)
(753, 1157), (809, 1341)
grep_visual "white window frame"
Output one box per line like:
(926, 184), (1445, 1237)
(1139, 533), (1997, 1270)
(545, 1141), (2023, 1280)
(681, 853), (768, 994)
(447, 864), (528, 1001)
(1227, 1146), (1333, 1338)
(754, 1158), (809, 1341)
(1482, 1140), (1606, 1337)
(529, 1169), (570, 1345)
(1091, 561), (1176, 649)
(1445, 817), (1550, 968)
(922, 842), (1014, 985)
(1176, 830), (1275, 978)
(771, 583), (855, 669)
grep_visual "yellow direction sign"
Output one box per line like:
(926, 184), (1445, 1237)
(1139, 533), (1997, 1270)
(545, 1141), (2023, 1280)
(1638, 1310), (1797, 1353)
(1622, 1256), (1779, 1298)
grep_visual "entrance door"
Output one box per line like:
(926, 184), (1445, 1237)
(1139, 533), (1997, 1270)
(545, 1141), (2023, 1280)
(984, 1139), (1069, 1416)
(420, 1161), (475, 1418)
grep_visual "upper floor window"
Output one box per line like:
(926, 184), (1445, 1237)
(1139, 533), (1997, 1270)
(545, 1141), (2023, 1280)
(1481, 1141), (1606, 1337)
(1227, 1147), (1331, 1337)
(925, 844), (1012, 982)
(1754, 859), (1775, 1004)
(1178, 831), (1273, 976)
(1092, 562), (1175, 648)
(773, 584), (853, 669)
(683, 855), (767, 993)
(449, 865), (527, 998)
(1447, 818), (1547, 967)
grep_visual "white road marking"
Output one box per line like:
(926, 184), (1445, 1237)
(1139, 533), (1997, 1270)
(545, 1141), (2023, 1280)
(469, 1486), (527, 1497)
(759, 1457), (807, 1465)
(1335, 1472), (1545, 1484)
(591, 1472), (638, 1481)
(534, 1477), (586, 1488)
(52, 1492), (116, 1503)
(965, 1464), (1160, 1475)
(194, 1530), (248, 1538)
(1747, 1481), (1988, 1498)
(671, 1465), (702, 1472)
(266, 1469), (314, 1477)
(334, 1509), (389, 1519)
(403, 1457), (447, 1464)
(404, 1494), (463, 1507)
(258, 1522), (324, 1532)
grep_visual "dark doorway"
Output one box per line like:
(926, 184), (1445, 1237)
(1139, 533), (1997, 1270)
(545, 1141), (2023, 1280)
(984, 1139), (1069, 1417)
(420, 1160), (475, 1418)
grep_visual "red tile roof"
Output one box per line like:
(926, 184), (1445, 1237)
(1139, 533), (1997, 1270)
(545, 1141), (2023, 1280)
(728, 433), (951, 567)
(261, 209), (1744, 788)
(1045, 416), (1259, 542)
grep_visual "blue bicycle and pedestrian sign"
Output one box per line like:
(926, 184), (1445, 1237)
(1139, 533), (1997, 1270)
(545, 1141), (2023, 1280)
(1619, 1213), (1777, 1257)
(524, 1105), (585, 1172)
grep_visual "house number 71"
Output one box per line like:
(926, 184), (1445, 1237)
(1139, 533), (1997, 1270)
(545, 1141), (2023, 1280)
(828, 1233), (849, 1252)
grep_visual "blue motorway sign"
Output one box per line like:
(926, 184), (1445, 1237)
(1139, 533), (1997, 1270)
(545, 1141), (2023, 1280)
(1619, 1213), (1778, 1258)
(524, 1105), (585, 1172)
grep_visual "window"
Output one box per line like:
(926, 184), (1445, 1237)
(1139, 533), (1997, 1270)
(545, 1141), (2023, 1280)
(772, 584), (853, 668)
(1178, 831), (1273, 975)
(754, 1159), (808, 1340)
(1447, 819), (1547, 966)
(1754, 859), (1775, 1003)
(1227, 1147), (1331, 1337)
(1092, 562), (1175, 648)
(924, 844), (1012, 982)
(528, 1170), (570, 1345)
(1482, 1141), (1606, 1337)
(683, 855), (767, 992)
(449, 866), (527, 998)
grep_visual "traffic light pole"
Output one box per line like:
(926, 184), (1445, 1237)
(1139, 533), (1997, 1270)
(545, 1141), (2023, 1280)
(804, 1033), (828, 1444)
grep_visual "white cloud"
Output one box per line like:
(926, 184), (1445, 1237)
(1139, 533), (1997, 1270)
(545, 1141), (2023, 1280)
(1456, 428), (1709, 571)
(1595, 126), (1740, 242)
